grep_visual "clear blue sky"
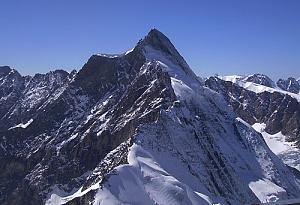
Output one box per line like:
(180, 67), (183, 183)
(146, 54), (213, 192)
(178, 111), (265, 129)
(1, 0), (299, 80)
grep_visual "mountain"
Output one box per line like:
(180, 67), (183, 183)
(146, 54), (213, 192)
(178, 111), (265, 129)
(244, 74), (276, 88)
(205, 75), (300, 171)
(0, 68), (76, 129)
(277, 77), (300, 94)
(1, 30), (300, 205)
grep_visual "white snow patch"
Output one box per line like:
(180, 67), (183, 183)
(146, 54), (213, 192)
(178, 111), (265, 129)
(124, 48), (134, 55)
(252, 123), (291, 154)
(171, 77), (194, 101)
(252, 123), (300, 171)
(8, 119), (33, 130)
(96, 53), (121, 58)
(249, 178), (286, 203)
(46, 183), (100, 205)
(220, 75), (244, 83)
(143, 45), (199, 90)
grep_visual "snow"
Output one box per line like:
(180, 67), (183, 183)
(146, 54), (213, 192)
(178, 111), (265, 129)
(171, 77), (195, 102)
(219, 75), (244, 83)
(220, 75), (300, 102)
(57, 133), (79, 153)
(249, 178), (286, 203)
(96, 49), (138, 58)
(46, 182), (100, 205)
(252, 123), (300, 171)
(8, 119), (33, 130)
(143, 45), (200, 90)
(252, 123), (291, 154)
(97, 48), (134, 58)
(124, 48), (134, 55)
(96, 53), (122, 58)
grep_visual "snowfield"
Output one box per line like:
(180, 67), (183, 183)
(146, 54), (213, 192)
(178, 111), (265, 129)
(252, 123), (300, 171)
(248, 179), (286, 203)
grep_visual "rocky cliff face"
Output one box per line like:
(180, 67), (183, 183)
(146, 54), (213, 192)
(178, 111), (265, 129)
(205, 77), (300, 142)
(205, 76), (300, 171)
(1, 30), (300, 205)
(277, 77), (300, 94)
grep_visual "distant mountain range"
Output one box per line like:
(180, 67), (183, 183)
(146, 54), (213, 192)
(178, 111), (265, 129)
(0, 29), (299, 205)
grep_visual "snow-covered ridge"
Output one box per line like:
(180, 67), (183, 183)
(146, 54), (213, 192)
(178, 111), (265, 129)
(219, 75), (300, 102)
(95, 53), (122, 58)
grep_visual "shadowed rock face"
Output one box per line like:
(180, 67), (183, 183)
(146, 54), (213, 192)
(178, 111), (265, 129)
(73, 48), (145, 98)
(0, 66), (13, 76)
(0, 68), (74, 130)
(0, 66), (25, 120)
(205, 77), (300, 147)
(0, 69), (77, 204)
(277, 77), (300, 94)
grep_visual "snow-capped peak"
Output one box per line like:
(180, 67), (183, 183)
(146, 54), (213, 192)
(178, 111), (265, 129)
(135, 29), (200, 89)
(219, 74), (275, 88)
(139, 29), (191, 72)
(244, 73), (275, 88)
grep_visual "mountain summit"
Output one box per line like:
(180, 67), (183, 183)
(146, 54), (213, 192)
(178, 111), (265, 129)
(138, 29), (196, 79)
(1, 30), (300, 205)
(140, 29), (189, 67)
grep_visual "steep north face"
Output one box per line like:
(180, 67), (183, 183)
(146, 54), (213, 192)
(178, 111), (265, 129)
(1, 30), (300, 205)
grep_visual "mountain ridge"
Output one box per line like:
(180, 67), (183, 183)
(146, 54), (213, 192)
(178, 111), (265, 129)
(205, 75), (300, 172)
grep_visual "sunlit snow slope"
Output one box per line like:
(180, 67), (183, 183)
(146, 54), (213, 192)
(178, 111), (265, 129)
(252, 123), (300, 171)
